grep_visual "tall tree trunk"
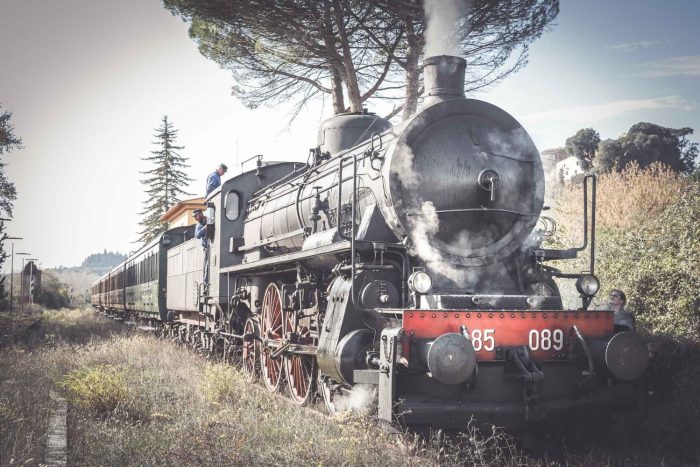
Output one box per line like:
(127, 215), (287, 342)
(330, 68), (345, 114)
(319, 2), (347, 114)
(331, 0), (362, 112)
(403, 16), (422, 120)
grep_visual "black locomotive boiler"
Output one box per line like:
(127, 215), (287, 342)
(92, 55), (650, 431)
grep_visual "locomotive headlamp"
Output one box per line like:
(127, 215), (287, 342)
(408, 271), (433, 295)
(576, 274), (600, 297)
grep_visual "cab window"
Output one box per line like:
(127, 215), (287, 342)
(225, 190), (240, 220)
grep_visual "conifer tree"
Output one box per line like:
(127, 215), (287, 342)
(137, 116), (192, 244)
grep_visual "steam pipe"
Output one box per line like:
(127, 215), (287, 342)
(571, 175), (597, 260)
(589, 175), (597, 275)
(349, 153), (369, 311)
(572, 325), (595, 386)
(573, 177), (589, 253)
(337, 157), (348, 240)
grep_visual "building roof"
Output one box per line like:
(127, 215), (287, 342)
(540, 147), (569, 161)
(159, 197), (206, 223)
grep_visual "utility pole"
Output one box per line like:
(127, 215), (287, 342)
(5, 235), (22, 312)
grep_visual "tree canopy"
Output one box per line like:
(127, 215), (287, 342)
(0, 104), (22, 304)
(564, 128), (600, 171)
(164, 0), (559, 120)
(137, 116), (192, 245)
(594, 122), (697, 174)
(0, 104), (21, 218)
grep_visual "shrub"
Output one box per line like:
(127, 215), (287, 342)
(34, 271), (72, 309)
(200, 363), (243, 404)
(550, 162), (688, 241)
(548, 164), (699, 340)
(61, 364), (129, 416)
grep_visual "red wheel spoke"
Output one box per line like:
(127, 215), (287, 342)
(283, 305), (316, 405)
(261, 283), (283, 392)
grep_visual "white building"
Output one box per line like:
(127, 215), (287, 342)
(553, 155), (586, 184)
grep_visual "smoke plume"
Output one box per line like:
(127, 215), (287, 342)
(424, 0), (470, 57)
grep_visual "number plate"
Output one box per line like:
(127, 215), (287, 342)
(402, 310), (613, 361)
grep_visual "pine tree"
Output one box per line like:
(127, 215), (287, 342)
(137, 116), (192, 244)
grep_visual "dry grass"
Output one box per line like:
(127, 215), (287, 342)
(7, 308), (696, 465)
(549, 162), (688, 241)
(0, 308), (123, 465)
(1, 309), (533, 466)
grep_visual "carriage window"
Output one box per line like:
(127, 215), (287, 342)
(153, 253), (158, 281)
(225, 190), (241, 220)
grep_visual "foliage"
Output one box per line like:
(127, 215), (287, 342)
(594, 122), (697, 174)
(164, 0), (559, 119)
(549, 164), (699, 340)
(137, 116), (192, 245)
(0, 222), (11, 303)
(61, 365), (130, 416)
(553, 162), (689, 234)
(201, 363), (243, 404)
(34, 270), (72, 309)
(48, 267), (100, 305)
(0, 104), (20, 217)
(564, 127), (600, 171)
(0, 104), (23, 156)
(595, 184), (700, 338)
(0, 105), (22, 303)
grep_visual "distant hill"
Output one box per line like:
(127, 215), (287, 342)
(81, 250), (127, 274)
(47, 251), (127, 304)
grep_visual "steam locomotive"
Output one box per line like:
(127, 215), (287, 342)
(92, 55), (649, 431)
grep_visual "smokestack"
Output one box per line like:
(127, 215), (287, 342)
(422, 55), (466, 108)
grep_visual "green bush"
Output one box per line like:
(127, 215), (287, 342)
(594, 183), (700, 339)
(550, 165), (699, 341)
(34, 270), (72, 309)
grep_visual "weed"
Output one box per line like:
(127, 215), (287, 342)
(61, 364), (129, 417)
(200, 362), (243, 404)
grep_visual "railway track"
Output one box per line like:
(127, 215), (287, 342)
(0, 315), (42, 347)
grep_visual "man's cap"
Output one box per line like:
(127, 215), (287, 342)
(192, 208), (203, 216)
(218, 163), (228, 171)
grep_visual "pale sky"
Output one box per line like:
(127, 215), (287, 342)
(0, 0), (698, 268)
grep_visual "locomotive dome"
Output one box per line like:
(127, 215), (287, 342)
(317, 110), (392, 156)
(382, 56), (545, 267)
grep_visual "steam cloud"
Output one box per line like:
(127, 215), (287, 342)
(410, 200), (469, 283)
(330, 384), (375, 413)
(392, 124), (542, 292)
(424, 0), (470, 57)
(392, 143), (475, 286)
